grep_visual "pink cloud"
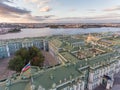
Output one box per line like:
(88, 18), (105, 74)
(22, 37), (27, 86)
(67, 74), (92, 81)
(104, 6), (120, 11)
(40, 6), (51, 12)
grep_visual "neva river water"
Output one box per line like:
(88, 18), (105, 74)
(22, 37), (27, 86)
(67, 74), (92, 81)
(0, 27), (120, 39)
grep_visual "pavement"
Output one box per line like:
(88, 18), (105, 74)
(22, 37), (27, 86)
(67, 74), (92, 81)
(42, 51), (59, 67)
(0, 57), (15, 79)
(112, 85), (120, 90)
(0, 51), (59, 80)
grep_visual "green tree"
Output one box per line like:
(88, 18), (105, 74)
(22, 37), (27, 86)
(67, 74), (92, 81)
(15, 48), (30, 64)
(28, 47), (39, 59)
(31, 52), (44, 67)
(8, 46), (45, 72)
(8, 56), (25, 72)
(29, 47), (44, 66)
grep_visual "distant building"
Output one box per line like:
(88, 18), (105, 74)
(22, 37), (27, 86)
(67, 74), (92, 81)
(0, 37), (48, 58)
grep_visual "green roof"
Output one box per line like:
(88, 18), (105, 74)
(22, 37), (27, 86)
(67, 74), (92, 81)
(88, 52), (116, 67)
(63, 38), (84, 44)
(0, 80), (30, 90)
(0, 64), (82, 90)
(31, 64), (82, 89)
(50, 39), (63, 48)
(60, 52), (78, 63)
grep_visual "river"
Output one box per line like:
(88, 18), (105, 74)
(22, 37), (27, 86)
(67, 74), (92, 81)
(0, 27), (120, 39)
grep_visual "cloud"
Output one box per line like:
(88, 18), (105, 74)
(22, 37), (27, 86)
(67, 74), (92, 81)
(104, 6), (120, 11)
(24, 0), (51, 5)
(0, 2), (31, 17)
(1, 0), (119, 23)
(69, 9), (76, 12)
(25, 14), (54, 21)
(40, 6), (51, 12)
(88, 9), (96, 12)
(0, 1), (54, 23)
(52, 13), (120, 23)
(37, 0), (51, 8)
(31, 0), (38, 2)
(24, 0), (39, 3)
(23, 0), (52, 12)
(1, 0), (10, 2)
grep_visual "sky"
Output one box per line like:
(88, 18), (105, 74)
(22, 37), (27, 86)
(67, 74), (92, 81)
(0, 0), (120, 23)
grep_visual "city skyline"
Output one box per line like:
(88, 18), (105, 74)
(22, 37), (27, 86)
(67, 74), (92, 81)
(0, 0), (120, 23)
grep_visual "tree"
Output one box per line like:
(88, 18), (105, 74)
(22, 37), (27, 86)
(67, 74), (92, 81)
(8, 46), (45, 72)
(28, 47), (39, 59)
(31, 52), (44, 67)
(8, 56), (25, 72)
(15, 48), (30, 64)
(29, 47), (45, 67)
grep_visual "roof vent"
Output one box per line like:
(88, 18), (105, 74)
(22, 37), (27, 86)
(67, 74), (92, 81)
(64, 78), (67, 82)
(59, 80), (62, 84)
(50, 74), (54, 80)
(52, 83), (56, 88)
(70, 75), (72, 80)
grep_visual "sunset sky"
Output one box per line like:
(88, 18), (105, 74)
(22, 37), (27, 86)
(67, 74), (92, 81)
(0, 0), (120, 23)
